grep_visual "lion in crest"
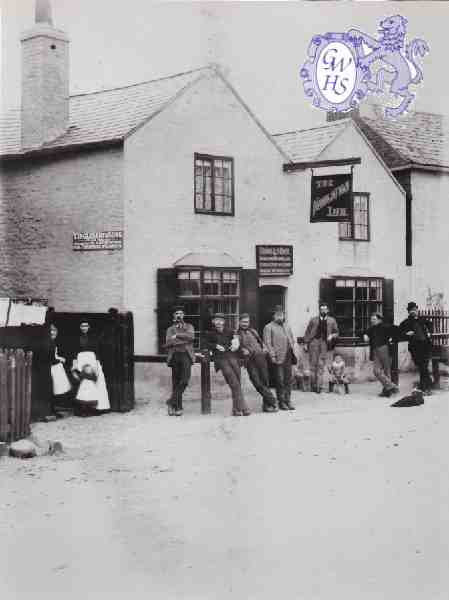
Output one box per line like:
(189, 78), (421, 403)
(348, 15), (429, 118)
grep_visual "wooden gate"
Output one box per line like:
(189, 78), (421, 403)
(0, 349), (33, 442)
(48, 311), (134, 413)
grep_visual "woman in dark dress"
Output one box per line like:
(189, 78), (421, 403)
(49, 323), (71, 416)
(206, 313), (250, 417)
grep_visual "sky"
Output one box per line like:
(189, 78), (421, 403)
(1, 0), (448, 133)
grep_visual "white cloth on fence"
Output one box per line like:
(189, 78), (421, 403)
(74, 351), (110, 410)
(50, 362), (72, 396)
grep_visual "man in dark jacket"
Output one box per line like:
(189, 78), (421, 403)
(398, 302), (433, 395)
(304, 302), (339, 394)
(165, 305), (195, 416)
(363, 313), (399, 397)
(237, 313), (277, 413)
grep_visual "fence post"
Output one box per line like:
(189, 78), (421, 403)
(24, 351), (33, 438)
(8, 351), (16, 442)
(0, 350), (8, 443)
(200, 354), (211, 414)
(16, 349), (24, 439)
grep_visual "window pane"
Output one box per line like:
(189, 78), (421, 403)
(203, 270), (220, 295)
(177, 271), (201, 296)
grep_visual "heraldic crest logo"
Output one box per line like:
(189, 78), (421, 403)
(300, 15), (429, 119)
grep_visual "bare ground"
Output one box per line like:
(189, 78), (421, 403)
(1, 374), (449, 600)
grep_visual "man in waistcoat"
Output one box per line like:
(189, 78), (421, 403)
(304, 302), (339, 394)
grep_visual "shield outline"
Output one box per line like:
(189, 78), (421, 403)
(300, 32), (369, 113)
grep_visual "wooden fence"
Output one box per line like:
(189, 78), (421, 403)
(419, 309), (449, 348)
(0, 349), (33, 443)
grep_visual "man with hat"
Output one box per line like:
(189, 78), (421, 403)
(237, 313), (277, 413)
(206, 313), (250, 416)
(165, 305), (195, 416)
(399, 302), (433, 394)
(263, 305), (296, 410)
(304, 302), (339, 394)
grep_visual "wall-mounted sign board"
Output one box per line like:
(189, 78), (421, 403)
(73, 231), (123, 251)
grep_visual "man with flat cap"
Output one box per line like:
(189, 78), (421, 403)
(263, 305), (296, 410)
(237, 313), (278, 413)
(399, 301), (433, 395)
(165, 305), (195, 416)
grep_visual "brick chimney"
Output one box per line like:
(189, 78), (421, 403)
(20, 0), (69, 149)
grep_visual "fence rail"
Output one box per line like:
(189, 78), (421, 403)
(0, 349), (33, 443)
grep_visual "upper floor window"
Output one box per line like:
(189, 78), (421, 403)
(194, 154), (234, 216)
(339, 192), (370, 241)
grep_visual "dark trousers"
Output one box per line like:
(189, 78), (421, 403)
(170, 352), (192, 410)
(246, 353), (276, 408)
(410, 342), (432, 391)
(217, 354), (248, 413)
(273, 351), (293, 406)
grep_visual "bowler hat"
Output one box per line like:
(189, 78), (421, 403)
(172, 304), (185, 313)
(239, 313), (250, 320)
(213, 312), (225, 320)
(407, 302), (418, 312)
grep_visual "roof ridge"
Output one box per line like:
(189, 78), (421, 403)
(361, 102), (444, 120)
(273, 120), (349, 137)
(69, 66), (209, 99)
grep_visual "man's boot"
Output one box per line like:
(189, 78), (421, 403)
(328, 382), (334, 393)
(344, 383), (349, 394)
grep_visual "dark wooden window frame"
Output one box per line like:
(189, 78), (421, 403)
(194, 153), (235, 216)
(176, 266), (241, 348)
(339, 192), (370, 242)
(333, 276), (384, 343)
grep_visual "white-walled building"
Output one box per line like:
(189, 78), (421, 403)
(1, 2), (437, 383)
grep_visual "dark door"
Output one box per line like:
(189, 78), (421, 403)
(258, 286), (286, 388)
(258, 286), (286, 333)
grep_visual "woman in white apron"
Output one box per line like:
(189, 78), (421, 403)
(71, 320), (110, 415)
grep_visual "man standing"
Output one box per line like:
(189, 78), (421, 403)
(237, 313), (278, 413)
(363, 313), (399, 398)
(304, 302), (339, 394)
(165, 305), (195, 416)
(399, 302), (433, 395)
(263, 306), (296, 411)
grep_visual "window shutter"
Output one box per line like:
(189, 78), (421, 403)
(383, 278), (394, 325)
(319, 278), (336, 314)
(240, 269), (259, 327)
(156, 268), (177, 353)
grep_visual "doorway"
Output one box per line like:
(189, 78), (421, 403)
(258, 285), (286, 333)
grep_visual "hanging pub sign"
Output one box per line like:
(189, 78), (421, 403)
(73, 231), (124, 251)
(256, 245), (293, 277)
(310, 173), (352, 222)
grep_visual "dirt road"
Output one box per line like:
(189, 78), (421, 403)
(1, 375), (449, 600)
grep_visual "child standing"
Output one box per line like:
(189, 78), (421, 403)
(328, 354), (350, 394)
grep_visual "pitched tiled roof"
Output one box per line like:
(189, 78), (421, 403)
(354, 104), (449, 170)
(0, 68), (207, 157)
(273, 121), (349, 163)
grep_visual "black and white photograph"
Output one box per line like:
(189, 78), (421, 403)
(1, 0), (448, 598)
